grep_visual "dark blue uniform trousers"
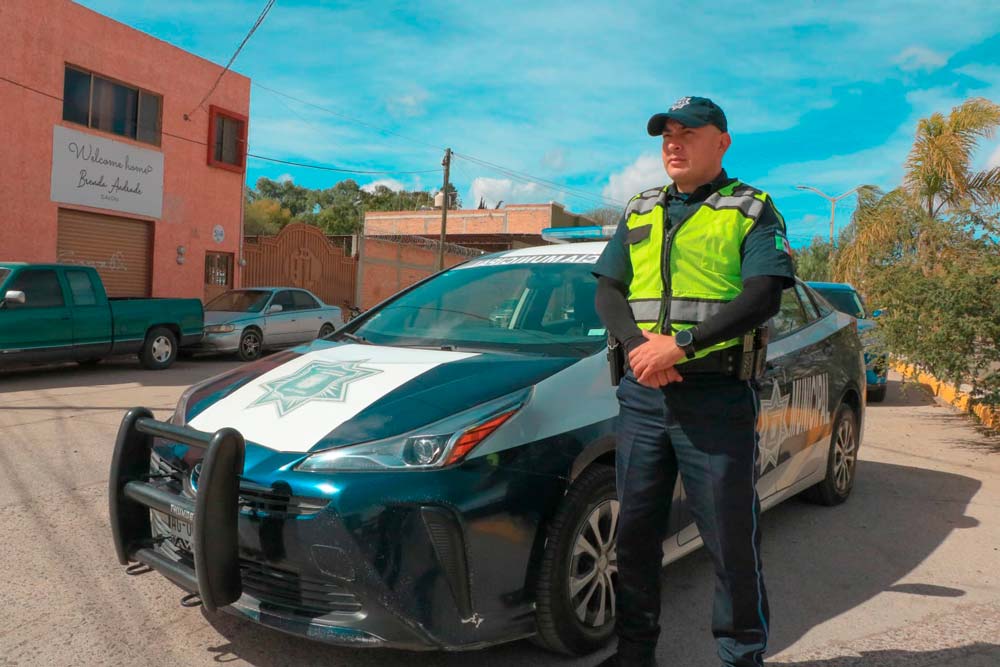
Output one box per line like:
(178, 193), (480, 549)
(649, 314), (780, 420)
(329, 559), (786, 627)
(614, 371), (769, 666)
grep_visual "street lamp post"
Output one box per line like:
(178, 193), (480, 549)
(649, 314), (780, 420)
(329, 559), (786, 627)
(795, 185), (861, 245)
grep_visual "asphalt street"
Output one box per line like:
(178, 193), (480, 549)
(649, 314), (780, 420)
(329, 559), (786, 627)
(1, 359), (998, 666)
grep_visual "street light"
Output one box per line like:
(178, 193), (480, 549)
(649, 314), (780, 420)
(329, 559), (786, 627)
(795, 185), (861, 245)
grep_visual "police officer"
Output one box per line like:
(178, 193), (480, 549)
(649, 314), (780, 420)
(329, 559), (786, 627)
(593, 97), (795, 667)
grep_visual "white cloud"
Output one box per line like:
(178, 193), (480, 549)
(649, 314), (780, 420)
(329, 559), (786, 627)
(469, 177), (544, 208)
(541, 148), (567, 171)
(894, 46), (948, 72)
(602, 154), (666, 204)
(362, 178), (406, 193)
(277, 173), (293, 183)
(386, 89), (429, 118)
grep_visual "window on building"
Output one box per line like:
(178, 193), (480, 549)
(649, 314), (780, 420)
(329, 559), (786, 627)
(208, 105), (247, 172)
(62, 66), (162, 146)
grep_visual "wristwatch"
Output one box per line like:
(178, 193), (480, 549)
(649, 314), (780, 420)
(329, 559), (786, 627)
(675, 329), (697, 359)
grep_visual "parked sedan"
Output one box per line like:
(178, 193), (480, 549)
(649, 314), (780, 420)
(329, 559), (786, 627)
(194, 288), (342, 361)
(109, 244), (865, 656)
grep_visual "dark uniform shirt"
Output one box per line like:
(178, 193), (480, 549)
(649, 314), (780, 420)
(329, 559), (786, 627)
(594, 170), (795, 288)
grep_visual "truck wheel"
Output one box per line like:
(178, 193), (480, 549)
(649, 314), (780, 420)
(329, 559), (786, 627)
(140, 327), (178, 370)
(534, 465), (618, 655)
(238, 329), (263, 362)
(802, 403), (858, 506)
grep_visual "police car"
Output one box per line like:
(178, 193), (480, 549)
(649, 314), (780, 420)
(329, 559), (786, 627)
(109, 235), (866, 655)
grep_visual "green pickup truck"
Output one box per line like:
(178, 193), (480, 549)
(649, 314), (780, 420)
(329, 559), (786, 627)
(0, 263), (203, 370)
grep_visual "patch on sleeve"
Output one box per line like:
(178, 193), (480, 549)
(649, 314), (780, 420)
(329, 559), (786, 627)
(775, 233), (792, 255)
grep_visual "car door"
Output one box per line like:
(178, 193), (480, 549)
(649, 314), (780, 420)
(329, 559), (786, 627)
(264, 290), (299, 346)
(0, 268), (73, 363)
(290, 290), (324, 342)
(65, 269), (113, 359)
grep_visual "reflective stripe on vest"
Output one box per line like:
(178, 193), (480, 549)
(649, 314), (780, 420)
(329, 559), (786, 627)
(623, 181), (775, 362)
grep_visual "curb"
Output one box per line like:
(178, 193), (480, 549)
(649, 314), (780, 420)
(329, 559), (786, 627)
(892, 362), (1000, 430)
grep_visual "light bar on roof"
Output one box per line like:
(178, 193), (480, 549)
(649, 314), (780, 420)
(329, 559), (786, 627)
(541, 225), (617, 243)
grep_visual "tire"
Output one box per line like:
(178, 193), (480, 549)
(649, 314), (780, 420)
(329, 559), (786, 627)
(318, 323), (336, 339)
(867, 384), (887, 403)
(238, 328), (263, 362)
(534, 465), (618, 656)
(139, 326), (178, 370)
(802, 403), (859, 506)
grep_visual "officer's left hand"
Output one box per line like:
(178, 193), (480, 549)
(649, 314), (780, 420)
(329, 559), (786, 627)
(630, 331), (686, 385)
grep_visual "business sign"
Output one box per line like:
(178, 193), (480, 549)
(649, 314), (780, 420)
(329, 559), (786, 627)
(50, 125), (164, 219)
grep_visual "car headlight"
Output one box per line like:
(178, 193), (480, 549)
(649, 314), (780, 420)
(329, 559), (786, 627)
(205, 324), (236, 334)
(296, 388), (531, 472)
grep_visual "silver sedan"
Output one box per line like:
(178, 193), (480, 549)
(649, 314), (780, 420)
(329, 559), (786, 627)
(194, 288), (343, 361)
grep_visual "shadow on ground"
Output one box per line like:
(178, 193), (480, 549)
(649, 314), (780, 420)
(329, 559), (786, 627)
(770, 643), (1000, 667)
(190, 459), (981, 667)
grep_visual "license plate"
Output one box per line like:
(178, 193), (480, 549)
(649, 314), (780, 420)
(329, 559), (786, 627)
(157, 511), (193, 550)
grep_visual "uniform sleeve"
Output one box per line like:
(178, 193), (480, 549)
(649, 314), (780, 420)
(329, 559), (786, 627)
(592, 214), (633, 285)
(740, 197), (795, 287)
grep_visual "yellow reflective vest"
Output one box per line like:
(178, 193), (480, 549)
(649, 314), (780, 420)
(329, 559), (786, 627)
(624, 180), (773, 362)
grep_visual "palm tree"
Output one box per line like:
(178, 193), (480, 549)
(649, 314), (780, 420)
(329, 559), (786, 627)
(835, 97), (1000, 283)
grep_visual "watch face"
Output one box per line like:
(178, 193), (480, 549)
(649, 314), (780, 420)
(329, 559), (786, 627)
(676, 330), (692, 346)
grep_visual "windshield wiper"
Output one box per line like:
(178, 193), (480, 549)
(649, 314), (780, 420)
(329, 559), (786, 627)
(332, 330), (370, 344)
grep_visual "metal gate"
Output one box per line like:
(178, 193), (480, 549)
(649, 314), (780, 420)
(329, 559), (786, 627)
(243, 223), (357, 312)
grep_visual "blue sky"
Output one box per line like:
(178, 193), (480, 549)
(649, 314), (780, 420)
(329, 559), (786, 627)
(80, 0), (1000, 247)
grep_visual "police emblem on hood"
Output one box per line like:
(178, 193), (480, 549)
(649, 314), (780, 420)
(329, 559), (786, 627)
(250, 360), (382, 417)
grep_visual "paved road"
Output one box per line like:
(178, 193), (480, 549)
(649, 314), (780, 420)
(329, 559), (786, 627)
(1, 361), (998, 666)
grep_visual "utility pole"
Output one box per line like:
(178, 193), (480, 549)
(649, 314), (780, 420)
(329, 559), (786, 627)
(437, 148), (452, 271)
(795, 185), (861, 245)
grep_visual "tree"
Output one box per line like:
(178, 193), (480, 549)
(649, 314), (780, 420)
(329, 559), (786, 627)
(834, 97), (1000, 405)
(793, 237), (834, 282)
(583, 206), (623, 226)
(244, 198), (291, 235)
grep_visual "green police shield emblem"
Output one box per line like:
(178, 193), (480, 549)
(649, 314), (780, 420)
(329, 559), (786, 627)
(251, 360), (382, 417)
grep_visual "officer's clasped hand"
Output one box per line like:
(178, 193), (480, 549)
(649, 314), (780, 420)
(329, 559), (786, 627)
(629, 331), (685, 388)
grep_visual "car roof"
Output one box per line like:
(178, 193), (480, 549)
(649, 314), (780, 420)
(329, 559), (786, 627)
(805, 281), (857, 292)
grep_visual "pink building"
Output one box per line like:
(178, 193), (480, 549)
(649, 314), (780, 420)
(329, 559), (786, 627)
(0, 0), (250, 301)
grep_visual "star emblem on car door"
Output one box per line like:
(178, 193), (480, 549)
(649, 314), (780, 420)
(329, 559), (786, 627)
(250, 360), (382, 417)
(758, 381), (790, 474)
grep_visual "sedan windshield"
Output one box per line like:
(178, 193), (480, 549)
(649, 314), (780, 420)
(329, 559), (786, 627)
(352, 260), (606, 357)
(813, 287), (866, 319)
(206, 290), (271, 313)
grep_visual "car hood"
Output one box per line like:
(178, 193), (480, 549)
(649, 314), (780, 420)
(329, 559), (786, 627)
(204, 311), (259, 326)
(179, 339), (578, 454)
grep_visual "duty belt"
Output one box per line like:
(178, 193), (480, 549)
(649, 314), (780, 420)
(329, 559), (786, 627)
(626, 347), (740, 376)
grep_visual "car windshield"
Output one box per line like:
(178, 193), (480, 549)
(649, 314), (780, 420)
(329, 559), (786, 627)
(813, 287), (866, 319)
(205, 290), (272, 313)
(352, 258), (607, 357)
(0, 268), (10, 286)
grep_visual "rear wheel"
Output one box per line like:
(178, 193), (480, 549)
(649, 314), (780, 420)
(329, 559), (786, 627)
(802, 403), (858, 505)
(139, 327), (178, 370)
(238, 328), (263, 362)
(534, 465), (618, 655)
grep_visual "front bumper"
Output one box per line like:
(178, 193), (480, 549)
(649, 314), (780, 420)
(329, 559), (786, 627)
(188, 330), (242, 354)
(864, 351), (888, 385)
(109, 410), (563, 650)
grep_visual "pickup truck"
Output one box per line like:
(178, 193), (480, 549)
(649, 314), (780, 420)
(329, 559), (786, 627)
(0, 263), (203, 370)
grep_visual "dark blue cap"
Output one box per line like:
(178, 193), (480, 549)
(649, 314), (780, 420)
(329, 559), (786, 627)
(647, 96), (728, 135)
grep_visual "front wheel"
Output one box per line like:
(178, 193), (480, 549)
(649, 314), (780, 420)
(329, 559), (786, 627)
(139, 327), (178, 370)
(238, 329), (263, 362)
(534, 465), (618, 655)
(802, 403), (858, 505)
(318, 323), (336, 339)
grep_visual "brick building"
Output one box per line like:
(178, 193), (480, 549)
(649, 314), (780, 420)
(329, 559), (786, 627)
(363, 202), (595, 237)
(1, 0), (250, 301)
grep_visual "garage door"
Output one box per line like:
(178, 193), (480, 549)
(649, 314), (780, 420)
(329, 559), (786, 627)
(57, 209), (152, 297)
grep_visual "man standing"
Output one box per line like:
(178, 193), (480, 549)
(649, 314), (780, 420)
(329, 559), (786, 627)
(593, 97), (795, 667)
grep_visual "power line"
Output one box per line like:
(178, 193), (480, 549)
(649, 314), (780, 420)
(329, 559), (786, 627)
(186, 0), (276, 119)
(247, 153), (441, 175)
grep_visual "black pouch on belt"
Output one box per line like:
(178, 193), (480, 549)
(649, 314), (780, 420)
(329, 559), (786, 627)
(738, 326), (769, 381)
(607, 334), (625, 386)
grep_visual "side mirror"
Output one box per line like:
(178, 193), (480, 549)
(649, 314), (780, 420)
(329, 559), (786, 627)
(872, 309), (884, 318)
(1, 290), (26, 308)
(268, 304), (283, 314)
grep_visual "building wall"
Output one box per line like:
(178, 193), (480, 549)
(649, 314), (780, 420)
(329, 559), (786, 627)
(363, 203), (596, 237)
(358, 238), (472, 309)
(0, 0), (250, 298)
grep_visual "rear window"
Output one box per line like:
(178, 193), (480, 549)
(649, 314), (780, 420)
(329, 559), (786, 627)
(813, 287), (865, 319)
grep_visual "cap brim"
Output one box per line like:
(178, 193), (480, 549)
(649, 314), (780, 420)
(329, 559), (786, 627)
(646, 111), (710, 136)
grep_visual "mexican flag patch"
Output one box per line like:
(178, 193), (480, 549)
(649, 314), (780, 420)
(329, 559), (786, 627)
(775, 233), (792, 255)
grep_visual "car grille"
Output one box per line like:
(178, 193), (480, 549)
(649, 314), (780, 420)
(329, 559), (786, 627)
(149, 449), (327, 517)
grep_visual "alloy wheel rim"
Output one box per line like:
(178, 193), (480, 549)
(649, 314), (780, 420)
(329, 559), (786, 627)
(243, 334), (260, 356)
(569, 499), (619, 628)
(833, 418), (856, 493)
(151, 336), (173, 363)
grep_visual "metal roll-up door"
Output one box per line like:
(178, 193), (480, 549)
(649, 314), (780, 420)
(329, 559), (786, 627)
(57, 209), (152, 297)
